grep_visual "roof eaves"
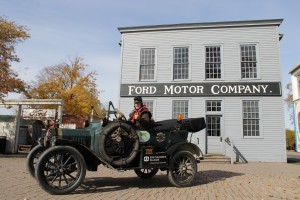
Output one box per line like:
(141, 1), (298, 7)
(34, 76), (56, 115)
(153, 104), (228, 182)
(118, 19), (283, 33)
(289, 62), (300, 75)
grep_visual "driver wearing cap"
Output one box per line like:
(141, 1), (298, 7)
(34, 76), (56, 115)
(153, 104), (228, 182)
(129, 96), (152, 127)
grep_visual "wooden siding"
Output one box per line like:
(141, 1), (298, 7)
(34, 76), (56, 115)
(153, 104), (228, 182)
(222, 97), (286, 162)
(121, 26), (281, 83)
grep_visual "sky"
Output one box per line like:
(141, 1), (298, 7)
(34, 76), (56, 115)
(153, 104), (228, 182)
(0, 0), (299, 129)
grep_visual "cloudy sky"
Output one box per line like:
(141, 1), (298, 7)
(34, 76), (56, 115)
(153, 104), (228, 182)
(1, 0), (299, 129)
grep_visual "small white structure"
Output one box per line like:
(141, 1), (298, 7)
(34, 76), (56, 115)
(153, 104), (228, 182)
(0, 99), (63, 153)
(289, 62), (300, 152)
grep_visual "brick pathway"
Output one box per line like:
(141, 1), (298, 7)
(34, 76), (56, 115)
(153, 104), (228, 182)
(0, 155), (299, 200)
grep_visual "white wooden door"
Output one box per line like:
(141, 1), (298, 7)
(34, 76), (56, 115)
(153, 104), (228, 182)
(206, 115), (222, 154)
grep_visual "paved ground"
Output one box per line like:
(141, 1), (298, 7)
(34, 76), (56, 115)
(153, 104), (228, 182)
(0, 154), (299, 200)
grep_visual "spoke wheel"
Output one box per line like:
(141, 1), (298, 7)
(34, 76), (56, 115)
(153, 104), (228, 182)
(26, 145), (46, 178)
(134, 168), (159, 179)
(168, 151), (197, 187)
(100, 121), (139, 166)
(35, 146), (86, 195)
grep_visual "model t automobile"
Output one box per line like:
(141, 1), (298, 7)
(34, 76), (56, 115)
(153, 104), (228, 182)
(27, 101), (206, 195)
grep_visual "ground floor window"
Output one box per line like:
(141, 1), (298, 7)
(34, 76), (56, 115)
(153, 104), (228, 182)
(206, 100), (222, 112)
(243, 100), (260, 137)
(173, 100), (189, 119)
(206, 100), (222, 137)
(143, 100), (154, 118)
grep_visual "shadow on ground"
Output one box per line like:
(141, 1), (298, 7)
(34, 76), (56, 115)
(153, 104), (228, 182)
(74, 170), (244, 194)
(287, 152), (300, 164)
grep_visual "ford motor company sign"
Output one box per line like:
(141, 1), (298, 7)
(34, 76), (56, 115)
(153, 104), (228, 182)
(22, 109), (56, 120)
(120, 82), (281, 97)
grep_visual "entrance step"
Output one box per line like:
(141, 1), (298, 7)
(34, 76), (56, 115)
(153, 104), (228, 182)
(202, 154), (231, 164)
(18, 145), (32, 153)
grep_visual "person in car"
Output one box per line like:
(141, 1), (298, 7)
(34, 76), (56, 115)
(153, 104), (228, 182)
(129, 96), (152, 127)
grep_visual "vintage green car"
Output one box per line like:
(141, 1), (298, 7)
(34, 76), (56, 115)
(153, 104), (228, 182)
(28, 101), (206, 195)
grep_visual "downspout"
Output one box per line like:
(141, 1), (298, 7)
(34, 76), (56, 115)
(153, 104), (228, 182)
(292, 101), (299, 152)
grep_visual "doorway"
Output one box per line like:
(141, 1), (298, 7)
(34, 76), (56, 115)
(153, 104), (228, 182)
(206, 115), (222, 154)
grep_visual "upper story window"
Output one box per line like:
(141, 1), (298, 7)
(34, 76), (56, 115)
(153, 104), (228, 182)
(173, 100), (189, 119)
(173, 47), (189, 80)
(241, 45), (257, 79)
(140, 48), (155, 81)
(243, 100), (260, 137)
(205, 46), (221, 79)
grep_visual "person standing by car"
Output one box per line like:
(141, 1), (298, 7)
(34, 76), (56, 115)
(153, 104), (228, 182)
(129, 96), (152, 127)
(46, 121), (55, 137)
(44, 120), (56, 146)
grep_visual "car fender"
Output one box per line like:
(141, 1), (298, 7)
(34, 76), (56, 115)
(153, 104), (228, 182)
(54, 138), (102, 171)
(166, 142), (204, 161)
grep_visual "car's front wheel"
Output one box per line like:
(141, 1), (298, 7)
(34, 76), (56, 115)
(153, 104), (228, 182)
(35, 146), (86, 195)
(134, 168), (159, 179)
(168, 151), (197, 187)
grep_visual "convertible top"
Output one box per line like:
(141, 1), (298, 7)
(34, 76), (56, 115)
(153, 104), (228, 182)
(155, 117), (206, 132)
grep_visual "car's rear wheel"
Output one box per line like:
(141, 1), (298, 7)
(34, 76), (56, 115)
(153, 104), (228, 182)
(35, 146), (86, 195)
(134, 168), (159, 179)
(168, 151), (197, 187)
(26, 145), (46, 178)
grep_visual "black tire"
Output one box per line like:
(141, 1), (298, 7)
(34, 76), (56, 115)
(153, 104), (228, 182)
(35, 146), (86, 195)
(168, 151), (197, 187)
(99, 121), (139, 166)
(26, 145), (46, 178)
(134, 168), (159, 179)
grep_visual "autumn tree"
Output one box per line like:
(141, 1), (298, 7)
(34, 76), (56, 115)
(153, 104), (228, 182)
(284, 83), (293, 125)
(0, 17), (30, 99)
(27, 57), (105, 118)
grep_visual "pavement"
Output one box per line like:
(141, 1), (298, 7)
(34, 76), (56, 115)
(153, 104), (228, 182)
(0, 153), (299, 200)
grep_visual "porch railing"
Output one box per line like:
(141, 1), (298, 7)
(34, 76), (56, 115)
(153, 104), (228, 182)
(225, 137), (234, 164)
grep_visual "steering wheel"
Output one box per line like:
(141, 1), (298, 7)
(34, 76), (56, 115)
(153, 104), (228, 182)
(116, 111), (127, 121)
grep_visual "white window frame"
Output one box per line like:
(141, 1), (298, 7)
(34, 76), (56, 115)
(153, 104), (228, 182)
(139, 47), (157, 82)
(204, 45), (224, 81)
(172, 45), (192, 81)
(205, 99), (223, 137)
(239, 43), (260, 80)
(205, 100), (223, 114)
(172, 99), (191, 119)
(241, 99), (263, 139)
(143, 99), (156, 120)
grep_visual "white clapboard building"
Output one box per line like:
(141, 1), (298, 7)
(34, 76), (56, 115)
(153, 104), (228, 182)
(118, 19), (286, 162)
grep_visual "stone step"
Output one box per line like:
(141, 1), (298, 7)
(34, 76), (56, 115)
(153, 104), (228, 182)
(202, 154), (231, 164)
(18, 144), (32, 153)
